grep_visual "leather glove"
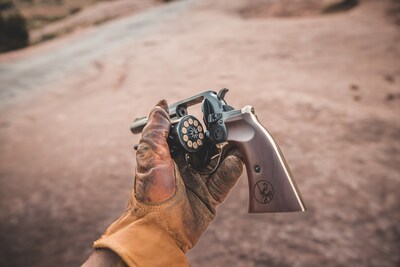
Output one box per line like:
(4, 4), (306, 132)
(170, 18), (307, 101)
(94, 100), (244, 267)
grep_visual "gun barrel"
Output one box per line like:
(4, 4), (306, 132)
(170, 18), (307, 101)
(130, 116), (148, 134)
(130, 91), (213, 134)
(130, 107), (180, 134)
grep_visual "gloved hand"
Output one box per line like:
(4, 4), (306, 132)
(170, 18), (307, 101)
(94, 100), (243, 267)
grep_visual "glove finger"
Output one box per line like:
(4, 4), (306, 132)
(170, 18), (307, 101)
(135, 100), (175, 203)
(207, 148), (244, 204)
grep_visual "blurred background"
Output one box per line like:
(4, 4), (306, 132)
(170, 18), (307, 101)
(0, 0), (399, 266)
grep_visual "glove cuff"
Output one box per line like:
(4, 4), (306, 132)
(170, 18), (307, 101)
(93, 218), (188, 267)
(93, 164), (189, 267)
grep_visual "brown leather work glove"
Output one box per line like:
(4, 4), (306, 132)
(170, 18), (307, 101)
(94, 100), (243, 267)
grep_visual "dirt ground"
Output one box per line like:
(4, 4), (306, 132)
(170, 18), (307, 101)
(0, 0), (399, 266)
(24, 0), (161, 44)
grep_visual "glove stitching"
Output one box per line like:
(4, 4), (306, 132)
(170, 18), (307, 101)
(206, 179), (224, 204)
(154, 211), (187, 252)
(186, 186), (215, 220)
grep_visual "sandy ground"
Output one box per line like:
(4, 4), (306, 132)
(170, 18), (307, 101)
(0, 0), (399, 266)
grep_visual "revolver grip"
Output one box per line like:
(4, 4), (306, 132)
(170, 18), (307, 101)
(225, 106), (306, 213)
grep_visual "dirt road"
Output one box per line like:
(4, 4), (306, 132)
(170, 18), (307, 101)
(0, 0), (399, 266)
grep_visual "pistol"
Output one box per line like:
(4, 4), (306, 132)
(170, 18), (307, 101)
(131, 89), (306, 213)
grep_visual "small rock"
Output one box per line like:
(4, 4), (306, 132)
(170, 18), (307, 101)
(323, 0), (359, 14)
(386, 93), (395, 101)
(386, 92), (400, 101)
(384, 74), (395, 83)
(350, 84), (359, 90)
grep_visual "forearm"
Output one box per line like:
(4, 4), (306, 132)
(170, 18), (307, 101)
(81, 248), (127, 267)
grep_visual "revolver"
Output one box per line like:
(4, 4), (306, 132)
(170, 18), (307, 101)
(131, 89), (306, 213)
